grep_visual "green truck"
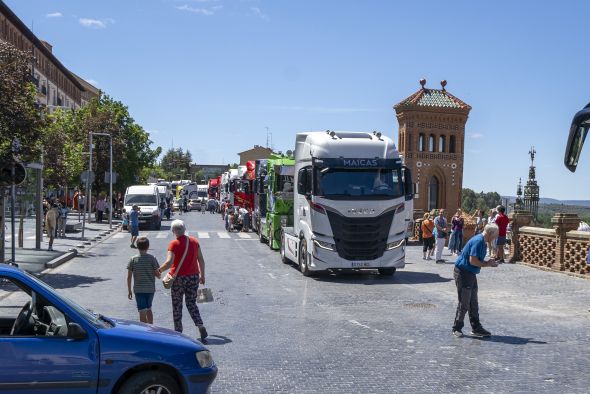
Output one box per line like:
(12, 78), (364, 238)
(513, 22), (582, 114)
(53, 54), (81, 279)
(256, 154), (295, 250)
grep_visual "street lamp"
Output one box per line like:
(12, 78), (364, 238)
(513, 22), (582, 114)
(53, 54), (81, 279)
(82, 132), (113, 239)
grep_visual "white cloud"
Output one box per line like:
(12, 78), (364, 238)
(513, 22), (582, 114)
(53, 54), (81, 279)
(175, 4), (223, 15)
(79, 18), (107, 28)
(468, 132), (484, 139)
(46, 12), (62, 18)
(250, 6), (268, 20)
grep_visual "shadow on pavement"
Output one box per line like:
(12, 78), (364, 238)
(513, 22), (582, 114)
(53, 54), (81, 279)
(311, 270), (452, 285)
(472, 335), (548, 345)
(37, 273), (110, 289)
(203, 335), (232, 346)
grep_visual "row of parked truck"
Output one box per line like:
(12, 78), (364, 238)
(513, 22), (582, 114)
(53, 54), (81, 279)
(210, 130), (414, 277)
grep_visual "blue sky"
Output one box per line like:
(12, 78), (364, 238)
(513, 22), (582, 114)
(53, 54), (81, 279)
(6, 0), (590, 199)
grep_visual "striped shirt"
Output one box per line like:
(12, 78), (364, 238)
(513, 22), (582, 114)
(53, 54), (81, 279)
(127, 253), (160, 293)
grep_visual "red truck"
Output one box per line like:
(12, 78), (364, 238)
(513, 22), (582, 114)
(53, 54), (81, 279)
(231, 161), (255, 209)
(208, 177), (220, 200)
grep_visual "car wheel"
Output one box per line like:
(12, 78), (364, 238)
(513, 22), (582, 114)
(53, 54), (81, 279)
(378, 268), (396, 276)
(298, 239), (311, 276)
(280, 230), (290, 264)
(118, 370), (180, 394)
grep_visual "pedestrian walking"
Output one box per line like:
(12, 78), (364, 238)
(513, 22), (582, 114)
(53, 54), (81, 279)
(421, 212), (435, 260)
(57, 201), (69, 238)
(159, 198), (167, 220)
(434, 209), (448, 263)
(45, 203), (59, 251)
(78, 192), (86, 221)
(450, 209), (465, 255)
(158, 219), (209, 342)
(494, 205), (509, 263)
(127, 237), (160, 324)
(474, 209), (485, 235)
(96, 195), (106, 223)
(452, 223), (499, 338)
(201, 199), (207, 214)
(486, 209), (497, 258)
(129, 205), (140, 248)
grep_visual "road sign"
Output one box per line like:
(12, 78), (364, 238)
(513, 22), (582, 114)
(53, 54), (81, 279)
(0, 161), (26, 187)
(104, 171), (118, 184)
(80, 170), (95, 185)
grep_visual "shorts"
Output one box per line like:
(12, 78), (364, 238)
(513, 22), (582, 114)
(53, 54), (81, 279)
(497, 236), (506, 245)
(135, 292), (154, 311)
(130, 226), (139, 236)
(422, 236), (434, 252)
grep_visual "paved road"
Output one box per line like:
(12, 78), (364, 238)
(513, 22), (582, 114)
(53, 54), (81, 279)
(32, 211), (590, 393)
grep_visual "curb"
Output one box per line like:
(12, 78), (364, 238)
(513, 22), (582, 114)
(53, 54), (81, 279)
(45, 249), (78, 269)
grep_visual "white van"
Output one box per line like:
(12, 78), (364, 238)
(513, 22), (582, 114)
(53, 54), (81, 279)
(124, 185), (162, 230)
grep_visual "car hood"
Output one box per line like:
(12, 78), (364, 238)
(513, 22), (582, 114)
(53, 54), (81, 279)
(99, 317), (207, 351)
(124, 205), (157, 213)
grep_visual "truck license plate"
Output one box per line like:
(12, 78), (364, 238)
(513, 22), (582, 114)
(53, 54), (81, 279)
(351, 261), (371, 268)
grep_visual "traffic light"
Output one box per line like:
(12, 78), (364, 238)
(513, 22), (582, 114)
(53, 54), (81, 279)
(0, 160), (26, 187)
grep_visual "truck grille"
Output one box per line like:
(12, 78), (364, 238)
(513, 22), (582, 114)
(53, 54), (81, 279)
(326, 209), (395, 261)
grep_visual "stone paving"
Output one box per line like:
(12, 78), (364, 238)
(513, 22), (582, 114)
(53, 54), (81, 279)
(14, 212), (590, 393)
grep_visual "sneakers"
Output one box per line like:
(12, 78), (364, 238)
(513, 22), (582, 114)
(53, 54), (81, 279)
(198, 325), (208, 342)
(471, 326), (492, 338)
(452, 329), (464, 338)
(435, 259), (445, 264)
(130, 244), (136, 249)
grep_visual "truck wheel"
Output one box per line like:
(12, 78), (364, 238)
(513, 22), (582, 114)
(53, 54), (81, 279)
(259, 227), (266, 243)
(378, 268), (396, 276)
(298, 239), (311, 276)
(118, 370), (180, 394)
(280, 231), (290, 264)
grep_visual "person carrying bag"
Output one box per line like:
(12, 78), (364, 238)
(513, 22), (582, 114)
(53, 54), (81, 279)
(158, 219), (209, 343)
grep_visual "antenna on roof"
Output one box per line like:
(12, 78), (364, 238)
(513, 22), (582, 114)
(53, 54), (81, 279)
(441, 79), (447, 91)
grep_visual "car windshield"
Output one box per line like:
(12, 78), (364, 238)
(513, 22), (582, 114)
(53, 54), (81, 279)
(26, 272), (112, 329)
(125, 194), (157, 206)
(197, 191), (207, 197)
(315, 168), (403, 200)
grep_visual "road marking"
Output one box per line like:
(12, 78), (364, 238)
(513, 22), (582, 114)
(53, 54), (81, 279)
(113, 233), (126, 239)
(237, 232), (252, 239)
(197, 232), (210, 239)
(348, 319), (384, 333)
(26, 236), (36, 240)
(156, 232), (168, 239)
(217, 232), (230, 239)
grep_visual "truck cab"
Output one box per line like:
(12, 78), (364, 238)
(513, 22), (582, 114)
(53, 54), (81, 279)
(281, 131), (413, 276)
(124, 185), (162, 230)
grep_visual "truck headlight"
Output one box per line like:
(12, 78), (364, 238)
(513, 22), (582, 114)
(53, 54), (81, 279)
(313, 239), (335, 251)
(386, 239), (405, 250)
(196, 350), (214, 368)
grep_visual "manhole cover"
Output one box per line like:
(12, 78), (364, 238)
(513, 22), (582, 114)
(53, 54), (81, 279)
(403, 302), (436, 309)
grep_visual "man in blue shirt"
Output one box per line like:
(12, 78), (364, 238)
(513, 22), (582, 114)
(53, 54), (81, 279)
(452, 223), (499, 338)
(129, 205), (140, 248)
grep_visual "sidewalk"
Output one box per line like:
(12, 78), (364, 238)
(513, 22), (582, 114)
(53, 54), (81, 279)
(3, 215), (121, 273)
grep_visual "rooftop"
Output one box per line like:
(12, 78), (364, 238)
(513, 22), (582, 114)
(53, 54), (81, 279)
(394, 79), (471, 111)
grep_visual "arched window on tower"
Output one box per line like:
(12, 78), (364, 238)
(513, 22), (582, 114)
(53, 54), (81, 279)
(439, 135), (446, 153)
(428, 176), (439, 210)
(449, 135), (456, 153)
(418, 134), (425, 152)
(428, 134), (435, 152)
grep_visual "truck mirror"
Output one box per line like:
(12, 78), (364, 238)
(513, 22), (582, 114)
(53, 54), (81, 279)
(297, 168), (308, 195)
(565, 102), (590, 172)
(403, 166), (413, 201)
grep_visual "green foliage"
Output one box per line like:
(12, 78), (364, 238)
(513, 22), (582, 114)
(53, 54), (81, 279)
(461, 188), (502, 214)
(160, 148), (192, 179)
(0, 41), (46, 162)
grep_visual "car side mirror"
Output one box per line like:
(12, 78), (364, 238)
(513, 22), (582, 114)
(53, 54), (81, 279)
(67, 322), (87, 340)
(565, 102), (590, 172)
(402, 166), (414, 201)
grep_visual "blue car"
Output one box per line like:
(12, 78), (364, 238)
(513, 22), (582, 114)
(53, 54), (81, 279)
(0, 265), (217, 393)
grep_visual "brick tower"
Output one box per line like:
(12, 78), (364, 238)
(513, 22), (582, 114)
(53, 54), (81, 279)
(394, 79), (471, 217)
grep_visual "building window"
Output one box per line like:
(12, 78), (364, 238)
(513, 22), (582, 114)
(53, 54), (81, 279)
(449, 135), (456, 153)
(428, 176), (439, 210)
(428, 134), (435, 152)
(418, 134), (425, 152)
(439, 135), (446, 153)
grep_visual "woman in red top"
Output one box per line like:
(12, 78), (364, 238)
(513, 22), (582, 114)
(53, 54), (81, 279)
(158, 219), (208, 342)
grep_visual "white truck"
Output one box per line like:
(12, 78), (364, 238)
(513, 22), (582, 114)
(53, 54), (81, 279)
(123, 185), (162, 230)
(280, 131), (413, 277)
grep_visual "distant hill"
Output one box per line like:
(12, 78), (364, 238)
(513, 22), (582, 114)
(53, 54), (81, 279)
(502, 196), (590, 207)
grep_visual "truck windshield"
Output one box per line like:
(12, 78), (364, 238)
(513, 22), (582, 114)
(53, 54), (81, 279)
(237, 180), (251, 194)
(315, 168), (403, 200)
(125, 194), (157, 206)
(197, 191), (207, 197)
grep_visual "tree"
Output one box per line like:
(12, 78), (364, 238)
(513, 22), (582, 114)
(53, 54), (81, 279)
(461, 188), (502, 213)
(0, 41), (46, 163)
(160, 148), (192, 178)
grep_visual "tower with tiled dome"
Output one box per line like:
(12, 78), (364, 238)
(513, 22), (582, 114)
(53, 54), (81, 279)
(394, 79), (471, 217)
